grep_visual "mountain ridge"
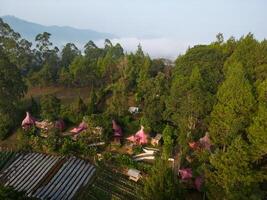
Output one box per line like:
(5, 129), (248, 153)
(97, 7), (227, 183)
(1, 15), (116, 47)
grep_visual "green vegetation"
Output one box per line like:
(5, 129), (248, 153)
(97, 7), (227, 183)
(79, 166), (142, 200)
(0, 185), (35, 200)
(1, 16), (267, 199)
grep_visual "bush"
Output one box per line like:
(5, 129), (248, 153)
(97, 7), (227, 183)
(0, 115), (12, 140)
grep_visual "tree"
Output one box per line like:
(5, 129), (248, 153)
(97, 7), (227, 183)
(0, 48), (27, 139)
(166, 67), (212, 157)
(140, 72), (169, 132)
(143, 159), (179, 200)
(106, 80), (128, 117)
(46, 128), (62, 152)
(162, 125), (174, 159)
(0, 18), (34, 72)
(248, 80), (267, 160)
(61, 43), (80, 68)
(40, 94), (61, 121)
(206, 136), (263, 200)
(209, 62), (255, 148)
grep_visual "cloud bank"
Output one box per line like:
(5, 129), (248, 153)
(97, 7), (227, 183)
(95, 37), (195, 60)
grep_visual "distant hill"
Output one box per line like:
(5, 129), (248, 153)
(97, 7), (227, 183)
(1, 15), (116, 48)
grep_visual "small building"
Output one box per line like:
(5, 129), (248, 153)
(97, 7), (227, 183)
(127, 168), (141, 182)
(128, 107), (139, 114)
(151, 134), (162, 146)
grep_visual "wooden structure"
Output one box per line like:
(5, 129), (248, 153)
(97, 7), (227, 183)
(127, 168), (141, 182)
(151, 134), (162, 146)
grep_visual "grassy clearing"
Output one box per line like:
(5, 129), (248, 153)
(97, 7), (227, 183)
(25, 86), (92, 104)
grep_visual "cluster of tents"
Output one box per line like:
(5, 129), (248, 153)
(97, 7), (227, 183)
(177, 133), (211, 191)
(188, 133), (211, 151)
(126, 126), (148, 145)
(21, 112), (65, 134)
(178, 168), (203, 191)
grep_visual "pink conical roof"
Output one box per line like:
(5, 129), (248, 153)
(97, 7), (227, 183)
(112, 120), (123, 137)
(135, 126), (148, 144)
(70, 121), (87, 134)
(199, 133), (211, 150)
(194, 176), (203, 191)
(189, 141), (199, 149)
(179, 168), (192, 180)
(22, 112), (36, 127)
(127, 135), (136, 142)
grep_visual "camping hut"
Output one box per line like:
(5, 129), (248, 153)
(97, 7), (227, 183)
(151, 134), (162, 146)
(127, 168), (141, 182)
(179, 168), (193, 180)
(70, 122), (87, 134)
(112, 120), (123, 144)
(199, 133), (211, 150)
(21, 112), (36, 129)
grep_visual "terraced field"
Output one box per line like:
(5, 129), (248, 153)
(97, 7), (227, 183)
(78, 166), (142, 200)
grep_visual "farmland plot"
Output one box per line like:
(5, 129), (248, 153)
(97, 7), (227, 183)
(0, 152), (96, 200)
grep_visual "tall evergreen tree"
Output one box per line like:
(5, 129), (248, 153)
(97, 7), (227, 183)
(209, 62), (255, 148)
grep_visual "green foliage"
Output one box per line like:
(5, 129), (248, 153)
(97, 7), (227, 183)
(206, 136), (264, 200)
(143, 159), (180, 200)
(162, 125), (174, 159)
(45, 128), (62, 152)
(209, 63), (255, 147)
(0, 48), (26, 139)
(40, 94), (61, 121)
(248, 80), (267, 160)
(0, 185), (35, 200)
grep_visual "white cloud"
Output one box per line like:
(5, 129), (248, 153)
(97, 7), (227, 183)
(95, 37), (193, 60)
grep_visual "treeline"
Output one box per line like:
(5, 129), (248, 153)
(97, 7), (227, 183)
(1, 18), (267, 199)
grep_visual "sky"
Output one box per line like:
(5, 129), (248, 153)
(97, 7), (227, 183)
(0, 0), (266, 58)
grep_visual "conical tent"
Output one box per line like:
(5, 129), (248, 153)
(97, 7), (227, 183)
(70, 122), (87, 134)
(127, 135), (136, 142)
(194, 176), (203, 191)
(135, 126), (148, 144)
(179, 168), (192, 180)
(199, 133), (211, 150)
(112, 120), (123, 137)
(22, 112), (36, 128)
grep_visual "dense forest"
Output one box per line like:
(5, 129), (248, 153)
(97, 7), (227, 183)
(0, 17), (267, 199)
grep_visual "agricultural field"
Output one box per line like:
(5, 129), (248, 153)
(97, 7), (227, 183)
(0, 152), (96, 200)
(78, 166), (143, 200)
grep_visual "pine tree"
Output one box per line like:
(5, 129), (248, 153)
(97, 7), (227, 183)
(206, 136), (262, 200)
(143, 159), (179, 200)
(209, 62), (255, 148)
(166, 67), (212, 157)
(162, 125), (174, 159)
(248, 80), (267, 160)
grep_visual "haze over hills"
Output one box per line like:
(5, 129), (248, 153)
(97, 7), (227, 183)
(1, 15), (116, 48)
(1, 15), (185, 59)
